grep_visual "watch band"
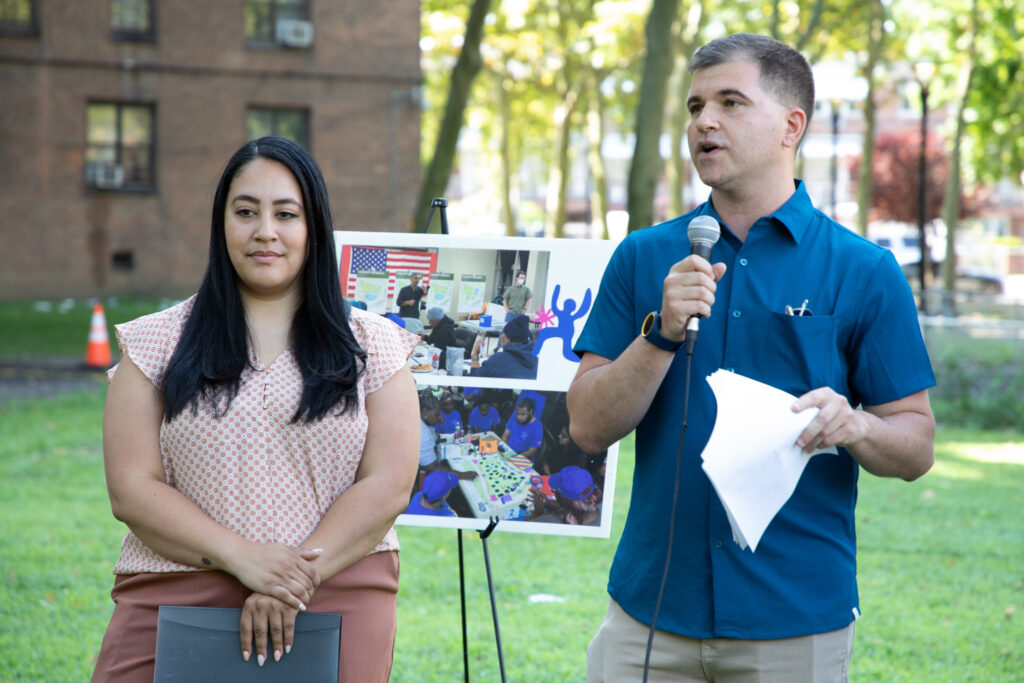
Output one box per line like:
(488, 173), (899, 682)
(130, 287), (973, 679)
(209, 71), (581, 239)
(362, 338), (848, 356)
(641, 312), (682, 352)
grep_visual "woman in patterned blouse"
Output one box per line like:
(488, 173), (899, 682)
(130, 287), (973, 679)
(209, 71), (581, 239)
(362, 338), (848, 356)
(92, 137), (420, 682)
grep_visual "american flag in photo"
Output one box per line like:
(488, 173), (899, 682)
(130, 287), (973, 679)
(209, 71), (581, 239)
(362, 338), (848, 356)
(339, 245), (438, 301)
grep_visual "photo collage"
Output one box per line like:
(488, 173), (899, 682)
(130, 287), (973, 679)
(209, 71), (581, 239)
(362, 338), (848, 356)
(335, 231), (618, 537)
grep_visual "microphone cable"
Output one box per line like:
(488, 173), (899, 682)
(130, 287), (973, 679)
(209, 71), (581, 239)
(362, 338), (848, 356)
(641, 338), (696, 682)
(642, 216), (719, 680)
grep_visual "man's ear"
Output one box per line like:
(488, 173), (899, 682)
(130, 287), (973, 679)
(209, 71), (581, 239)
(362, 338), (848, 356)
(782, 107), (807, 149)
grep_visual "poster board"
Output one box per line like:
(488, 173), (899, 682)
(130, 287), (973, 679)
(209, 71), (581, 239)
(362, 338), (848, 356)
(353, 271), (390, 314)
(427, 272), (455, 311)
(458, 275), (488, 314)
(335, 231), (618, 539)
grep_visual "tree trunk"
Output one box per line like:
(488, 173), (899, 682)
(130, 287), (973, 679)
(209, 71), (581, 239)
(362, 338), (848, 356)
(496, 76), (516, 236)
(413, 0), (492, 233)
(856, 0), (885, 238)
(666, 1), (706, 218)
(626, 0), (679, 232)
(940, 0), (979, 316)
(546, 88), (579, 239)
(586, 75), (610, 240)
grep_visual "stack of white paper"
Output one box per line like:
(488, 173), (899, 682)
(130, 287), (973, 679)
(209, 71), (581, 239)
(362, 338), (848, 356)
(701, 370), (837, 552)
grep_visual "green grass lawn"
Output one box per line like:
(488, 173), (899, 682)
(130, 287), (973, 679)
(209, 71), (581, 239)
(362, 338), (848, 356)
(1, 391), (1022, 681)
(0, 298), (170, 359)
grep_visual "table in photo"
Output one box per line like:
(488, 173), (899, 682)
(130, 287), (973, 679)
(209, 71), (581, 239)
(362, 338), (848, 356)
(408, 343), (438, 374)
(440, 431), (537, 520)
(457, 318), (506, 360)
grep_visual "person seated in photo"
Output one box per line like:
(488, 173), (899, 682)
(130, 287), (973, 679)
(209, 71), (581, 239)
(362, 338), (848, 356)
(402, 317), (426, 340)
(405, 471), (459, 518)
(463, 385), (483, 404)
(425, 307), (458, 369)
(437, 391), (463, 435)
(536, 422), (588, 476)
(418, 392), (445, 473)
(417, 392), (476, 488)
(528, 465), (602, 526)
(502, 397), (544, 461)
(468, 398), (503, 435)
(469, 314), (537, 380)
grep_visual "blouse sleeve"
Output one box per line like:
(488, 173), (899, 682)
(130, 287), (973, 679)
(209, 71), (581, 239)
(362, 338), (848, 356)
(350, 309), (420, 394)
(105, 298), (192, 388)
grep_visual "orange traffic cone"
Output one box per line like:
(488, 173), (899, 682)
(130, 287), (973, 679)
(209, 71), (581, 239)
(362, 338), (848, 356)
(84, 303), (113, 369)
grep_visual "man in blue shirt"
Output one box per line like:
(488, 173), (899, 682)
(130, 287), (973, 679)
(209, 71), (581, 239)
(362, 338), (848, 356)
(406, 470), (459, 517)
(569, 33), (935, 681)
(502, 397), (544, 461)
(468, 399), (503, 434)
(436, 391), (463, 435)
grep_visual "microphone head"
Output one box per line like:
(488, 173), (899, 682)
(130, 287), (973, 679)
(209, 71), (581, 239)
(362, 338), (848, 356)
(687, 215), (721, 250)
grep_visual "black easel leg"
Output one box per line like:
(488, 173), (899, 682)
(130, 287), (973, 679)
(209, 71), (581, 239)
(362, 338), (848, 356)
(480, 538), (507, 683)
(478, 517), (506, 683)
(458, 529), (469, 683)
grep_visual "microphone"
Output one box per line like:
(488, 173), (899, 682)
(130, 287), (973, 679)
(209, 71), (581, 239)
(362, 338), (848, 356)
(685, 216), (721, 353)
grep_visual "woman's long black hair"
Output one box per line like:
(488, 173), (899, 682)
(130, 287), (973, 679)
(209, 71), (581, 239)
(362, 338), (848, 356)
(162, 136), (366, 423)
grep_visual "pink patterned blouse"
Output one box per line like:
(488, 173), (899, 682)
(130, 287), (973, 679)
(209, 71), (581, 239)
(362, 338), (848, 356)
(106, 296), (419, 574)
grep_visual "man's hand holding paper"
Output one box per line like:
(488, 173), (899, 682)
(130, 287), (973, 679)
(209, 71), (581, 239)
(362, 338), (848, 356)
(791, 385), (870, 455)
(700, 370), (839, 552)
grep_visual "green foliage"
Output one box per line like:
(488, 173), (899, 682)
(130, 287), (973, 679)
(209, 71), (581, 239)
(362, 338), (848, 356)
(925, 327), (1024, 430)
(1, 390), (1022, 681)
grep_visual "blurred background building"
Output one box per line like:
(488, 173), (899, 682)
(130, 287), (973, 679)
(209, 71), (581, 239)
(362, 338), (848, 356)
(0, 0), (421, 300)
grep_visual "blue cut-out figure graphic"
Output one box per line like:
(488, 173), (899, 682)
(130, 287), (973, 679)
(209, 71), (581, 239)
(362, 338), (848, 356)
(533, 284), (592, 362)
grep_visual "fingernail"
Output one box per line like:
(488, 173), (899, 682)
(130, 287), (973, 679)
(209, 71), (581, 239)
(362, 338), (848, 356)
(796, 439), (805, 448)
(285, 644), (292, 655)
(311, 548), (324, 554)
(274, 649), (282, 662)
(257, 654), (266, 667)
(298, 602), (307, 611)
(242, 650), (250, 662)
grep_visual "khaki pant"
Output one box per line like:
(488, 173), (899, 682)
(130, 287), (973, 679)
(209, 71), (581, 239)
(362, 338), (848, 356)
(587, 599), (855, 683)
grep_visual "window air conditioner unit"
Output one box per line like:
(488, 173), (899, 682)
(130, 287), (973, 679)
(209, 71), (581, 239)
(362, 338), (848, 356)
(276, 19), (313, 48)
(88, 162), (125, 189)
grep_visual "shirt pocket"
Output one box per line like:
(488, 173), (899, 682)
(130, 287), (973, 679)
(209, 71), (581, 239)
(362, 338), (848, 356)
(761, 312), (838, 396)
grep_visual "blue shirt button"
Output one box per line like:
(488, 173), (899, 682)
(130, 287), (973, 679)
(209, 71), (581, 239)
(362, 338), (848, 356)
(739, 258), (748, 266)
(714, 540), (723, 548)
(732, 310), (741, 318)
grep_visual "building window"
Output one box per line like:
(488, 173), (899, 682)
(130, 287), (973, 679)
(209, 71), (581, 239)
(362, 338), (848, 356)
(0, 0), (37, 36)
(85, 103), (156, 192)
(111, 0), (155, 42)
(247, 107), (310, 151)
(244, 0), (312, 49)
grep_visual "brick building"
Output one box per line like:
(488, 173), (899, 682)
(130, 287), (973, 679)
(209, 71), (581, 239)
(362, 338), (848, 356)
(0, 0), (421, 300)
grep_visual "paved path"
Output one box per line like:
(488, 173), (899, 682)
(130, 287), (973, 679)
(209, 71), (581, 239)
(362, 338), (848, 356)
(0, 358), (110, 405)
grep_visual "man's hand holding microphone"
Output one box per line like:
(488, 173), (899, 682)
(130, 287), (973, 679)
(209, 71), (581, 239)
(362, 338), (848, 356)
(658, 216), (726, 354)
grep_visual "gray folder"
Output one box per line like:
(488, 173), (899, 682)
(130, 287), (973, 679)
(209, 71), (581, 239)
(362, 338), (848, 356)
(154, 605), (341, 682)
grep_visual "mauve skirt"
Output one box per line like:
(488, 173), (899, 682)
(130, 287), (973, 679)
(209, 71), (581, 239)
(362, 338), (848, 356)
(91, 550), (399, 683)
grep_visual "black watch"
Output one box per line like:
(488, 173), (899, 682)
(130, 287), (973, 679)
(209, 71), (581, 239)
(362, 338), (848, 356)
(641, 312), (682, 352)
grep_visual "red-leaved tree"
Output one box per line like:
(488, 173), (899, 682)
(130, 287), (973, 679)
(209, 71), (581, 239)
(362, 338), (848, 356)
(849, 130), (950, 224)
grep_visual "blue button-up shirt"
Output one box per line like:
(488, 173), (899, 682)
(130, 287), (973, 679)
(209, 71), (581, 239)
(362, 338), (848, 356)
(575, 181), (935, 639)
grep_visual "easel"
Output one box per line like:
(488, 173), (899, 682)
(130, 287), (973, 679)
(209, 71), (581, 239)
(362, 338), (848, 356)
(421, 197), (508, 683)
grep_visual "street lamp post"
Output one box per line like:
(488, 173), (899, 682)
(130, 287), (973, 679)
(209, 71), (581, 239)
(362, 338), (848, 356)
(914, 62), (936, 314)
(829, 98), (842, 221)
